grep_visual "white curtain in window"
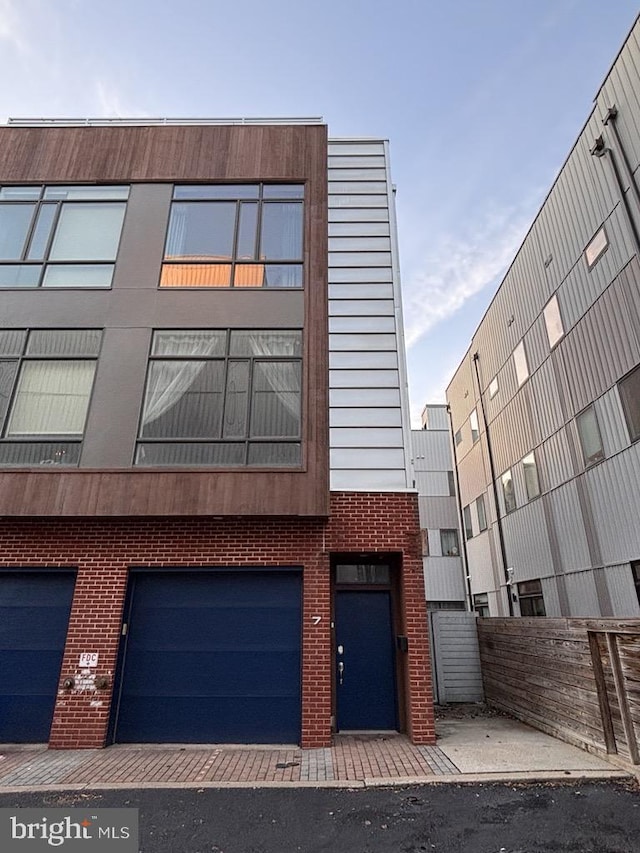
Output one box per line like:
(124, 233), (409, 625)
(246, 332), (301, 423)
(142, 334), (223, 429)
(6, 360), (95, 435)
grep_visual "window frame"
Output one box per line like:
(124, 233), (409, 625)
(0, 328), (101, 466)
(470, 408), (479, 443)
(501, 468), (517, 514)
(463, 504), (473, 540)
(513, 340), (529, 387)
(576, 405), (605, 467)
(522, 451), (541, 501)
(135, 328), (303, 468)
(543, 294), (564, 349)
(489, 376), (499, 399)
(517, 579), (546, 617)
(584, 225), (609, 270)
(440, 528), (460, 557)
(473, 592), (490, 618)
(160, 183), (305, 290)
(0, 185), (128, 289)
(618, 363), (640, 444)
(476, 493), (487, 532)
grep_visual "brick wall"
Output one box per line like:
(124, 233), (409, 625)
(0, 491), (434, 748)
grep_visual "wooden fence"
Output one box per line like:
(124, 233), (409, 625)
(477, 618), (640, 765)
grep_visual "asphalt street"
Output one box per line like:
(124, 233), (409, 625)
(2, 780), (639, 853)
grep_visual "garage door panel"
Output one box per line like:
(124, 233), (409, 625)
(119, 650), (301, 695)
(0, 571), (75, 743)
(117, 696), (299, 743)
(129, 606), (300, 649)
(114, 570), (302, 744)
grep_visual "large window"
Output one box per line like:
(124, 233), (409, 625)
(0, 185), (128, 288)
(619, 364), (640, 443)
(160, 184), (304, 289)
(517, 579), (546, 617)
(576, 405), (604, 466)
(0, 329), (100, 465)
(136, 329), (302, 467)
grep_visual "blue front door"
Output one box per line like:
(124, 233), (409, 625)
(335, 590), (397, 730)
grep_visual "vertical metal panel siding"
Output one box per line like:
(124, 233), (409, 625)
(564, 571), (600, 617)
(423, 557), (466, 600)
(418, 496), (459, 529)
(429, 612), (484, 703)
(457, 441), (490, 506)
(548, 481), (591, 572)
(596, 387), (630, 457)
(502, 499), (554, 580)
(427, 529), (442, 556)
(605, 564), (640, 617)
(415, 471), (450, 496)
(412, 430), (452, 470)
(529, 359), (564, 444)
(599, 29), (640, 167)
(540, 427), (574, 491)
(540, 577), (562, 617)
(422, 406), (450, 431)
(467, 532), (498, 594)
(586, 442), (640, 564)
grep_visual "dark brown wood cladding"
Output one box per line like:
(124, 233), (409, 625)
(0, 125), (324, 183)
(0, 123), (329, 517)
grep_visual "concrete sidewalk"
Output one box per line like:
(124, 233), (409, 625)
(0, 718), (630, 792)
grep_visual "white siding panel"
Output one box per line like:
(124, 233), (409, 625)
(327, 169), (387, 181)
(330, 448), (406, 468)
(330, 469), (409, 490)
(467, 533), (497, 595)
(330, 427), (403, 447)
(596, 387), (630, 457)
(330, 407), (402, 427)
(329, 351), (398, 369)
(329, 316), (396, 333)
(329, 283), (394, 299)
(540, 577), (562, 617)
(329, 267), (392, 282)
(330, 369), (399, 387)
(330, 333), (397, 351)
(329, 221), (390, 237)
(328, 143), (385, 155)
(328, 181), (388, 194)
(328, 208), (390, 222)
(329, 237), (391, 252)
(330, 387), (400, 407)
(329, 299), (394, 316)
(586, 443), (640, 564)
(329, 251), (392, 267)
(328, 156), (386, 167)
(328, 194), (388, 208)
(540, 428), (574, 491)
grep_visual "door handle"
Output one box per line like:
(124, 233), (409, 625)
(338, 661), (345, 685)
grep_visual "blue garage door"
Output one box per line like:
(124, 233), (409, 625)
(112, 570), (302, 744)
(0, 571), (76, 742)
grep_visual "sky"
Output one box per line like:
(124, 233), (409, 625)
(0, 0), (638, 425)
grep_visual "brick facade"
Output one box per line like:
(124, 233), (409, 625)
(0, 491), (434, 749)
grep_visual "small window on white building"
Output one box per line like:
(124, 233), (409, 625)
(440, 529), (459, 557)
(513, 341), (529, 386)
(473, 592), (489, 618)
(501, 469), (516, 514)
(543, 294), (564, 348)
(522, 452), (541, 501)
(463, 504), (473, 540)
(489, 376), (499, 398)
(447, 470), (455, 496)
(585, 226), (609, 269)
(470, 409), (479, 443)
(476, 493), (487, 531)
(576, 406), (604, 466)
(454, 428), (462, 447)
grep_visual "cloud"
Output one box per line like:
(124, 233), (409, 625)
(402, 204), (534, 350)
(0, 0), (29, 54)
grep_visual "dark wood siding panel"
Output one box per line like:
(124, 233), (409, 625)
(0, 125), (327, 182)
(0, 470), (327, 517)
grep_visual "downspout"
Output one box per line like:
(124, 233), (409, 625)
(446, 403), (473, 611)
(472, 352), (514, 616)
(591, 108), (640, 256)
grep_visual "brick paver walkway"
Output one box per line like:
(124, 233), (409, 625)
(0, 734), (459, 788)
